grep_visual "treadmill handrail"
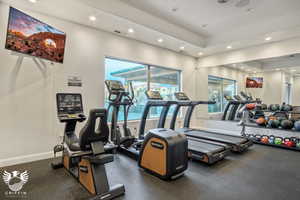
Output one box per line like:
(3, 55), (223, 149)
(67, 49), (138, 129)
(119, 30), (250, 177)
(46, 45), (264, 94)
(138, 100), (177, 139)
(170, 96), (216, 129)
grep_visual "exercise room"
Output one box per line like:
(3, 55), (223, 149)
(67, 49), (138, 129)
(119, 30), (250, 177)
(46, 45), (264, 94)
(0, 0), (299, 200)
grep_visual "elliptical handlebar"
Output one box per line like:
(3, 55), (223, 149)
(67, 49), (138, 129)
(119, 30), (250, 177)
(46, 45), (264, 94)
(197, 100), (216, 105)
(105, 80), (135, 104)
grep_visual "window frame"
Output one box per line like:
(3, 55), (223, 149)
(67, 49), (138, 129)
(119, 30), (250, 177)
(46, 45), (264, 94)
(105, 56), (182, 121)
(208, 75), (237, 113)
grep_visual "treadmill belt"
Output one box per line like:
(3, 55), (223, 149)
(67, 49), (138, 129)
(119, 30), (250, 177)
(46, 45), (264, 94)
(188, 138), (225, 154)
(180, 128), (247, 144)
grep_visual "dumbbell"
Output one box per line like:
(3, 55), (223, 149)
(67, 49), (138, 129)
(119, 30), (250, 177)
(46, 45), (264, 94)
(254, 134), (262, 142)
(260, 135), (269, 144)
(283, 138), (295, 148)
(268, 135), (275, 144)
(291, 137), (300, 148)
(274, 137), (284, 145)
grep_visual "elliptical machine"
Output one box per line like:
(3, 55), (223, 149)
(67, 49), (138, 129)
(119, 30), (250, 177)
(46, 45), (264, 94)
(105, 80), (136, 148)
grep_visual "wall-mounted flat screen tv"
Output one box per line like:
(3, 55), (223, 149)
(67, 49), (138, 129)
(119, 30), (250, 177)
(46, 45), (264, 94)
(5, 7), (66, 63)
(246, 77), (263, 88)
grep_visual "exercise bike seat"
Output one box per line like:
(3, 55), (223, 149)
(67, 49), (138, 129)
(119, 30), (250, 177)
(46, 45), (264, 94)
(68, 142), (81, 151)
(85, 154), (114, 165)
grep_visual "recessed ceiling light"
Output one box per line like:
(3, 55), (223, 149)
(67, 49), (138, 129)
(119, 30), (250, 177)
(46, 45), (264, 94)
(157, 38), (163, 43)
(265, 37), (272, 41)
(28, 0), (37, 3)
(89, 16), (97, 21)
(227, 45), (232, 49)
(198, 52), (203, 56)
(128, 28), (134, 33)
(180, 46), (185, 50)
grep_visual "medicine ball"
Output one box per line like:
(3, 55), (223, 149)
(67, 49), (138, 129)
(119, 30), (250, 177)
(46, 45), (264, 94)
(246, 103), (256, 110)
(281, 104), (293, 112)
(254, 111), (265, 119)
(294, 121), (300, 131)
(256, 117), (267, 126)
(255, 104), (263, 111)
(268, 120), (280, 128)
(261, 104), (268, 110)
(272, 112), (288, 122)
(277, 116), (287, 123)
(281, 120), (294, 130)
(269, 104), (280, 111)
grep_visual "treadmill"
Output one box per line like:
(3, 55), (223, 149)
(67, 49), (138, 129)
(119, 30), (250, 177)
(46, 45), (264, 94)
(223, 95), (257, 121)
(145, 91), (231, 164)
(222, 95), (240, 121)
(172, 92), (253, 153)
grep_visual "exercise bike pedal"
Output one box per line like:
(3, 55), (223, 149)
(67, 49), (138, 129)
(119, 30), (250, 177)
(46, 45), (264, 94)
(53, 144), (64, 153)
(51, 162), (64, 169)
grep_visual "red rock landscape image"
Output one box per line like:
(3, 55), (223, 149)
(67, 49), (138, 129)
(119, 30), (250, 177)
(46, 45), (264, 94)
(5, 7), (66, 63)
(246, 77), (263, 88)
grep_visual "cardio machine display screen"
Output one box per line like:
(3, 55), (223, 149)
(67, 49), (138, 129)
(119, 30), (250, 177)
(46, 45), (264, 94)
(56, 93), (83, 115)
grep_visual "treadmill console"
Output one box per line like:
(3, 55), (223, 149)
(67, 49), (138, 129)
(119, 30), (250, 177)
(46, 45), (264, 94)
(174, 92), (190, 101)
(56, 93), (85, 122)
(105, 80), (125, 93)
(145, 91), (163, 100)
(234, 95), (242, 101)
(224, 95), (233, 101)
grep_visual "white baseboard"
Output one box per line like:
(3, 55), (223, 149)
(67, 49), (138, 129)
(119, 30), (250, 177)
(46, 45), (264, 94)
(0, 151), (53, 167)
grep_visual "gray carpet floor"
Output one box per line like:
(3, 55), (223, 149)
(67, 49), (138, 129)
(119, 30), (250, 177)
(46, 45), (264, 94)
(1, 144), (300, 200)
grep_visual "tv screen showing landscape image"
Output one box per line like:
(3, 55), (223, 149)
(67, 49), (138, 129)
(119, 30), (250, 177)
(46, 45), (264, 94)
(246, 77), (263, 88)
(5, 7), (66, 63)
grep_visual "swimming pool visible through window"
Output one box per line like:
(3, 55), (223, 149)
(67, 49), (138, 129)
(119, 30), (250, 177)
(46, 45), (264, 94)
(105, 57), (181, 121)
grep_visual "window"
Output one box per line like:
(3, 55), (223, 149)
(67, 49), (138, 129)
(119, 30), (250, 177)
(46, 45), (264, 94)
(149, 66), (181, 118)
(105, 58), (181, 121)
(208, 76), (236, 113)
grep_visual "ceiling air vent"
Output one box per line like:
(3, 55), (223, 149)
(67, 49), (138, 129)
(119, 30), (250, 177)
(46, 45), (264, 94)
(218, 0), (230, 3)
(235, 0), (250, 8)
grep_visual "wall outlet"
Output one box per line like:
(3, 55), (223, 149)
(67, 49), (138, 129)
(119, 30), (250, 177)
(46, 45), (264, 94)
(58, 135), (63, 141)
(134, 127), (137, 136)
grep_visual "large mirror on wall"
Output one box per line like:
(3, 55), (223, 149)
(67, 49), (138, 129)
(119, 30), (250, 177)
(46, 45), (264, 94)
(207, 53), (300, 119)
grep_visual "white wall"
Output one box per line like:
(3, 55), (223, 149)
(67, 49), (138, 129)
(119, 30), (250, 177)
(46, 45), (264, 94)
(0, 3), (197, 167)
(245, 71), (283, 104)
(292, 77), (300, 105)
